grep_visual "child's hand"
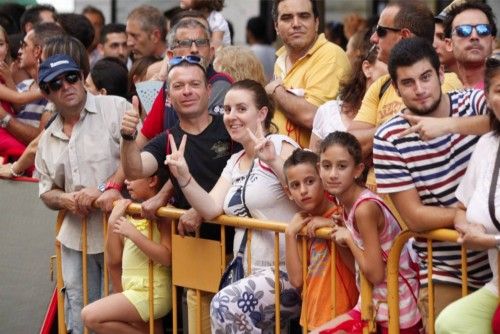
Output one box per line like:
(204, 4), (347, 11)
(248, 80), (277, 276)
(113, 198), (132, 216)
(331, 225), (352, 247)
(286, 212), (308, 236)
(112, 216), (138, 239)
(306, 216), (333, 238)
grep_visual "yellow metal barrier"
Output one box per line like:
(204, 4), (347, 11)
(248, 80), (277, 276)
(55, 204), (377, 333)
(55, 210), (156, 334)
(132, 203), (375, 333)
(386, 229), (468, 334)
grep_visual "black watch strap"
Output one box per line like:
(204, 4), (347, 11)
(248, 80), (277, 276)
(121, 130), (137, 141)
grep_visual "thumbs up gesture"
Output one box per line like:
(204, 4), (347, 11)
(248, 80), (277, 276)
(121, 96), (141, 140)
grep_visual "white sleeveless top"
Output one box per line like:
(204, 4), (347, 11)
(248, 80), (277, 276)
(222, 134), (299, 272)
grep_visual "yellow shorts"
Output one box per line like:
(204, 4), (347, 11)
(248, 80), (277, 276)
(122, 269), (172, 322)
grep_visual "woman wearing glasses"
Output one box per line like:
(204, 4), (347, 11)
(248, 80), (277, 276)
(435, 56), (500, 334)
(165, 79), (302, 333)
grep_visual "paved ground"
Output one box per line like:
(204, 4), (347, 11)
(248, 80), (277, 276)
(0, 179), (56, 333)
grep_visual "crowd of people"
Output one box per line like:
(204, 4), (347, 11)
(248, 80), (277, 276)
(0, 0), (499, 333)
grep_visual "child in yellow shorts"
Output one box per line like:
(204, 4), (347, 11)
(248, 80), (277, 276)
(82, 172), (172, 333)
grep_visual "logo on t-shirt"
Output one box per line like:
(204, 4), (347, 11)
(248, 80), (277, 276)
(211, 140), (230, 159)
(212, 105), (225, 115)
(379, 101), (404, 124)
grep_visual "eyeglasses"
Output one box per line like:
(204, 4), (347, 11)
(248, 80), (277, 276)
(39, 72), (81, 94)
(453, 24), (492, 38)
(173, 38), (210, 49)
(375, 25), (401, 38)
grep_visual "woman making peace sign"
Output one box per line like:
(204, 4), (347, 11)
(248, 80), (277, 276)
(166, 79), (301, 333)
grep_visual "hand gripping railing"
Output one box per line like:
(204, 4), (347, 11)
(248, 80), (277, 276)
(386, 229), (470, 334)
(138, 204), (375, 334)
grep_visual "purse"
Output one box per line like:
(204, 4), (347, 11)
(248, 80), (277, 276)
(218, 159), (254, 290)
(218, 229), (248, 290)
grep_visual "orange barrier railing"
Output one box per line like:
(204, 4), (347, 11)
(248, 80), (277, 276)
(54, 204), (377, 334)
(386, 229), (471, 334)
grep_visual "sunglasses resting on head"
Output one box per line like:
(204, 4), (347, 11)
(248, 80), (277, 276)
(167, 55), (206, 73)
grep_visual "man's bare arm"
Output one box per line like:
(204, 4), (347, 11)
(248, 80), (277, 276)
(270, 85), (317, 129)
(390, 188), (457, 232)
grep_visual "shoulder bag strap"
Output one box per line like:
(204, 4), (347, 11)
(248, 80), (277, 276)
(489, 142), (500, 230)
(237, 160), (255, 248)
(379, 78), (392, 100)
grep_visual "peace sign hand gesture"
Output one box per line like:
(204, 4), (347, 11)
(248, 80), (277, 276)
(165, 134), (191, 186)
(247, 122), (276, 165)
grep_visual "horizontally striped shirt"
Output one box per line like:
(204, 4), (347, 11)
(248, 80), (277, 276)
(16, 79), (48, 127)
(373, 89), (492, 288)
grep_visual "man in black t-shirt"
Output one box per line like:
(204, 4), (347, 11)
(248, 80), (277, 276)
(121, 58), (237, 333)
(121, 57), (237, 245)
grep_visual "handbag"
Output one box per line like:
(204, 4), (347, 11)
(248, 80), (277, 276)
(218, 229), (248, 290)
(218, 159), (254, 290)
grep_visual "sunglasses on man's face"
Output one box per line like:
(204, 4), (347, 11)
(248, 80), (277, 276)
(40, 72), (81, 94)
(453, 24), (492, 38)
(173, 38), (210, 49)
(375, 25), (401, 38)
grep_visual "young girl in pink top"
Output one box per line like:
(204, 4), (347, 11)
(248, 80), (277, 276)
(312, 131), (422, 334)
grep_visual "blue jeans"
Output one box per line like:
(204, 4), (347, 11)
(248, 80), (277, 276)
(61, 244), (104, 334)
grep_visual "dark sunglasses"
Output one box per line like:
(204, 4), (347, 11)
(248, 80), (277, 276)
(375, 25), (401, 38)
(453, 24), (492, 38)
(40, 71), (81, 94)
(173, 38), (210, 49)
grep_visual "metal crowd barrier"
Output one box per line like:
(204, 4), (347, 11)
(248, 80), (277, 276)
(55, 204), (378, 334)
(386, 228), (492, 334)
(55, 209), (156, 334)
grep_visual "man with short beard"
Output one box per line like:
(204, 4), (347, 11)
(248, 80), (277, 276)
(373, 37), (491, 329)
(444, 0), (496, 89)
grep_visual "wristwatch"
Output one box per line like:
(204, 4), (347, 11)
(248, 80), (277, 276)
(121, 130), (137, 141)
(98, 181), (123, 193)
(0, 114), (12, 128)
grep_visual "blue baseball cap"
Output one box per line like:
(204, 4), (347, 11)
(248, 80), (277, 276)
(38, 54), (80, 83)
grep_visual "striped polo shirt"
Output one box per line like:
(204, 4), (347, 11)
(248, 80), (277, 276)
(373, 89), (492, 288)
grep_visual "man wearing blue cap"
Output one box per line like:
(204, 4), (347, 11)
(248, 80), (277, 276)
(34, 54), (132, 334)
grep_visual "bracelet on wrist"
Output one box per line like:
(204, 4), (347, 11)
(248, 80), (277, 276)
(179, 175), (192, 188)
(10, 162), (24, 177)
